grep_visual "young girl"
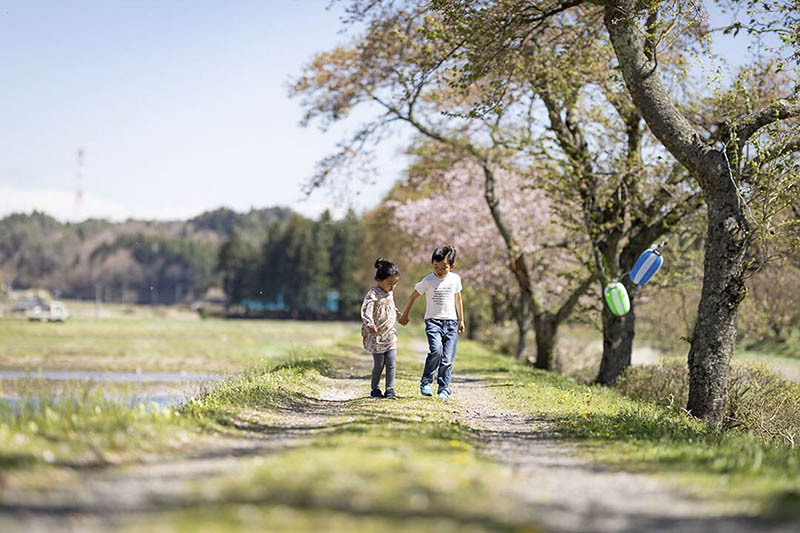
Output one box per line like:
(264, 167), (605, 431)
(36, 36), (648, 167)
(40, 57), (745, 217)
(361, 258), (401, 399)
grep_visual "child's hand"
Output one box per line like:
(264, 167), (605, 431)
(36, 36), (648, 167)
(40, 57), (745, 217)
(458, 321), (466, 333)
(369, 324), (378, 335)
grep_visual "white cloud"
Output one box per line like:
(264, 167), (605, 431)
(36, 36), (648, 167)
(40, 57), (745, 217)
(0, 182), (382, 223)
(0, 186), (206, 222)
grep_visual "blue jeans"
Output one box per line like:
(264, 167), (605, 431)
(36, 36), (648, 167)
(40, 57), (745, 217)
(421, 319), (458, 394)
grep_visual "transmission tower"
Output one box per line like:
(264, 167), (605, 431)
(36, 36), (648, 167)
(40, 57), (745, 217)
(76, 148), (85, 205)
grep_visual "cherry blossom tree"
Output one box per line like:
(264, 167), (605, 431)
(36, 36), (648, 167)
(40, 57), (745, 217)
(293, 0), (707, 380)
(387, 154), (581, 358)
(292, 4), (596, 368)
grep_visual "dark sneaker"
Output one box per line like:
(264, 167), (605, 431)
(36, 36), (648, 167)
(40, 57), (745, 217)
(384, 388), (397, 399)
(371, 388), (383, 398)
(420, 383), (433, 396)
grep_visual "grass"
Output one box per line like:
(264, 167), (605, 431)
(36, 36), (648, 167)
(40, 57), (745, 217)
(197, 419), (517, 530)
(120, 340), (539, 532)
(0, 349), (338, 474)
(741, 336), (800, 361)
(0, 312), (353, 372)
(133, 507), (520, 533)
(456, 339), (800, 516)
(0, 309), (357, 483)
(0, 389), (196, 480)
(0, 331), (541, 531)
(2, 311), (799, 528)
(180, 353), (333, 429)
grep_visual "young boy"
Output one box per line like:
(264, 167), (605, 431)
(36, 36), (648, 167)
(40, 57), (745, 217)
(398, 244), (465, 402)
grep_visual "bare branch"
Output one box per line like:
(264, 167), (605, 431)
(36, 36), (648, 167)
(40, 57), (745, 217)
(482, 162), (544, 319)
(522, 238), (586, 254)
(603, 0), (705, 175)
(554, 273), (595, 324)
(735, 99), (800, 147)
(303, 115), (399, 195)
(519, 0), (588, 24)
(628, 192), (704, 256)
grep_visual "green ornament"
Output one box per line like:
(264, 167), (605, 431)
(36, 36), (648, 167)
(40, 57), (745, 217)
(604, 281), (630, 316)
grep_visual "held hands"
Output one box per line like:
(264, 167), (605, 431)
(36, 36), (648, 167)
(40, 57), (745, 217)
(458, 321), (466, 334)
(398, 314), (409, 326)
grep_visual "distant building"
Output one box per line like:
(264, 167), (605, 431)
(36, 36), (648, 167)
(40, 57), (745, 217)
(238, 289), (339, 317)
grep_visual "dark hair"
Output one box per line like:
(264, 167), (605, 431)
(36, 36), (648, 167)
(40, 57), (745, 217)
(431, 245), (456, 266)
(374, 258), (399, 281)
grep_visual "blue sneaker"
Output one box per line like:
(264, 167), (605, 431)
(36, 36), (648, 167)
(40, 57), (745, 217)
(420, 383), (433, 396)
(437, 390), (450, 402)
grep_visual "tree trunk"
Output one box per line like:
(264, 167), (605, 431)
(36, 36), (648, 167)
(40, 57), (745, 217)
(467, 307), (478, 340)
(491, 294), (507, 324)
(596, 244), (641, 385)
(686, 166), (750, 423)
(515, 322), (529, 361)
(533, 314), (557, 370)
(603, 2), (753, 423)
(596, 280), (637, 385)
(514, 297), (531, 361)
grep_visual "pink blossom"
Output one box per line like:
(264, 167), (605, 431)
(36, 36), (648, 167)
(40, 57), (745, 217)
(390, 160), (575, 302)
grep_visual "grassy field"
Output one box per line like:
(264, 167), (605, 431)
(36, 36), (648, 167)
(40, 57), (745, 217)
(1, 311), (798, 530)
(0, 307), (353, 373)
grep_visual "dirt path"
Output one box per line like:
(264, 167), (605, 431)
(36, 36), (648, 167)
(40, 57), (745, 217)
(413, 340), (796, 532)
(2, 343), (797, 532)
(453, 377), (784, 532)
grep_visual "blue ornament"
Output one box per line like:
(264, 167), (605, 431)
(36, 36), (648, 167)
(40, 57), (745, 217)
(630, 249), (663, 286)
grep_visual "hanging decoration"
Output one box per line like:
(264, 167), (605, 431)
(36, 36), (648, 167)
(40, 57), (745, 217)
(630, 248), (664, 286)
(604, 281), (630, 316)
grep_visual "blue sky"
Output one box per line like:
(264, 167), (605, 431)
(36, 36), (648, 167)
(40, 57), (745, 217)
(0, 0), (410, 222)
(0, 1), (778, 223)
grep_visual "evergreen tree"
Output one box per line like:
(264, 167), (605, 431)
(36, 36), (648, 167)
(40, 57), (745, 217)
(310, 210), (334, 312)
(331, 209), (363, 318)
(282, 216), (315, 315)
(217, 229), (256, 309)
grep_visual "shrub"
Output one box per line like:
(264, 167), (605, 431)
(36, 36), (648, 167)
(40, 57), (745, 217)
(615, 359), (689, 408)
(726, 362), (800, 447)
(617, 359), (800, 447)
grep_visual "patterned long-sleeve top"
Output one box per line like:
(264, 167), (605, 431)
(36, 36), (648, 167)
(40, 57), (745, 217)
(360, 286), (402, 353)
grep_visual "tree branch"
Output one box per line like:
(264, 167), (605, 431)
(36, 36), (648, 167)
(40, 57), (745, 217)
(639, 161), (692, 224)
(626, 191), (704, 264)
(482, 162), (544, 319)
(603, 0), (706, 175)
(735, 99), (800, 147)
(522, 238), (585, 254)
(519, 0), (588, 24)
(554, 273), (595, 324)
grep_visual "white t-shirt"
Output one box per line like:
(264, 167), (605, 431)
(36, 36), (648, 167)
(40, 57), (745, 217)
(414, 272), (462, 320)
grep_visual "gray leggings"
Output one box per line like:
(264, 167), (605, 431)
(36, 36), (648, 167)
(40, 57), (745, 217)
(371, 349), (396, 391)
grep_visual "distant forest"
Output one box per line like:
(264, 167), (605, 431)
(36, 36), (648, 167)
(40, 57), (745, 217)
(0, 207), (362, 318)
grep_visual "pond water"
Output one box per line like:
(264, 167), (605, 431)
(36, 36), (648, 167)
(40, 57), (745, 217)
(0, 393), (189, 410)
(0, 370), (219, 382)
(0, 369), (222, 411)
